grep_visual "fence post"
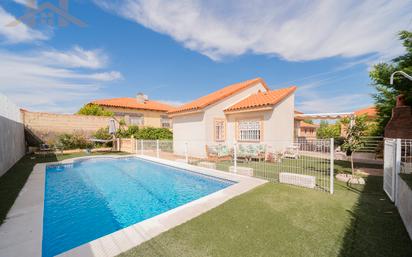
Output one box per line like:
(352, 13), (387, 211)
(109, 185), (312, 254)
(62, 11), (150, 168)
(117, 138), (120, 152)
(184, 142), (188, 163)
(156, 140), (160, 158)
(395, 138), (402, 205)
(140, 140), (143, 155)
(135, 138), (138, 154)
(330, 138), (334, 194)
(233, 143), (237, 173)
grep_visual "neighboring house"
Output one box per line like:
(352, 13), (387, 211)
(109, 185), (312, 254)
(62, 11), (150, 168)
(92, 93), (174, 128)
(296, 121), (319, 140)
(340, 106), (378, 137)
(168, 78), (297, 158)
(354, 106), (377, 120)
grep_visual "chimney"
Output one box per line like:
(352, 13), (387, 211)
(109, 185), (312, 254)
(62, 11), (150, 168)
(136, 93), (148, 104)
(384, 94), (412, 138)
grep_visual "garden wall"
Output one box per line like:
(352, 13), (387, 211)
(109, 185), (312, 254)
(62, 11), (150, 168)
(397, 176), (412, 240)
(21, 110), (116, 143)
(116, 138), (137, 153)
(0, 94), (25, 177)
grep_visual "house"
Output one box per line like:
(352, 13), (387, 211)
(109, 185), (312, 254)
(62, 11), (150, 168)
(168, 78), (297, 158)
(92, 93), (174, 128)
(295, 121), (319, 140)
(355, 106), (377, 120)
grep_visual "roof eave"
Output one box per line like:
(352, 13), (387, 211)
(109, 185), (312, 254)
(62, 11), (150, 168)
(224, 106), (273, 114)
(168, 109), (204, 117)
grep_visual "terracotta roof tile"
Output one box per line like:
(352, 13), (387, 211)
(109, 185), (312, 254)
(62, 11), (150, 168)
(300, 121), (319, 128)
(92, 98), (174, 112)
(168, 78), (269, 114)
(355, 106), (377, 119)
(224, 86), (297, 112)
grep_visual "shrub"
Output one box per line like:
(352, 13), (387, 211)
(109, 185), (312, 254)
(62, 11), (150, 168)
(116, 125), (139, 138)
(57, 133), (93, 150)
(77, 104), (113, 116)
(137, 127), (173, 140)
(115, 126), (172, 140)
(93, 127), (113, 147)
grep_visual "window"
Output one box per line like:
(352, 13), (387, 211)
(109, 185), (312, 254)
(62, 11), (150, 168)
(214, 119), (226, 141)
(161, 115), (170, 128)
(238, 120), (261, 141)
(130, 114), (144, 126)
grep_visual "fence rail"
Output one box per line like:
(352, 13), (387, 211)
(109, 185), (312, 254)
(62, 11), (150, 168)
(401, 139), (412, 174)
(126, 139), (334, 194)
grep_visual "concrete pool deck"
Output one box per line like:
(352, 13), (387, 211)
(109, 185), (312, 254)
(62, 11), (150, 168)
(0, 155), (267, 257)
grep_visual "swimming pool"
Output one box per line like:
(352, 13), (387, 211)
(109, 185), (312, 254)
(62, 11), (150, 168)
(42, 157), (234, 257)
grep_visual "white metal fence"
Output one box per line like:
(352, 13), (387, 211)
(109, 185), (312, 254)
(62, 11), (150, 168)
(383, 138), (412, 202)
(401, 139), (412, 175)
(133, 139), (335, 193)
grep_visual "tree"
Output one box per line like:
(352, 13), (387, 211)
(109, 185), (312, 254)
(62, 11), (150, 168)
(77, 104), (113, 116)
(316, 121), (341, 139)
(370, 31), (412, 135)
(341, 121), (367, 177)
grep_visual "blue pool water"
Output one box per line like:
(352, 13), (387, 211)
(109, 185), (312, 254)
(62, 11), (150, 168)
(42, 157), (233, 257)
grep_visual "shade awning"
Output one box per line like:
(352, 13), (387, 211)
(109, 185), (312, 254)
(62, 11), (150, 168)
(295, 112), (354, 120)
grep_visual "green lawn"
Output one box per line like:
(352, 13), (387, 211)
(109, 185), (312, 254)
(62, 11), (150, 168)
(0, 151), (128, 225)
(119, 177), (411, 257)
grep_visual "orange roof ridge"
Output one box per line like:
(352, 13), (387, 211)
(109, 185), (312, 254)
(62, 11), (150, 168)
(224, 86), (297, 112)
(354, 106), (377, 118)
(300, 121), (319, 128)
(92, 97), (174, 112)
(168, 78), (269, 114)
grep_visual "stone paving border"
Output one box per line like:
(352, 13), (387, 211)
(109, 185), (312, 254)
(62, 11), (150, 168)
(0, 155), (267, 257)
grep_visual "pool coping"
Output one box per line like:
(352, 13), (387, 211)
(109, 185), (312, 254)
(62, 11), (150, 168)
(0, 154), (267, 257)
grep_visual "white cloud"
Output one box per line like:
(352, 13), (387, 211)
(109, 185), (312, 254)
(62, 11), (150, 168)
(0, 49), (123, 113)
(13, 0), (37, 9)
(0, 5), (47, 43)
(40, 46), (109, 69)
(94, 0), (411, 61)
(296, 93), (370, 114)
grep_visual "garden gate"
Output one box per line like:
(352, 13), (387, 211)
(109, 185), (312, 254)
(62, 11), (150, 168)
(384, 139), (397, 201)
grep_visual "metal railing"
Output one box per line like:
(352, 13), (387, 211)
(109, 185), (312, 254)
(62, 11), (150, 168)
(134, 139), (335, 194)
(401, 139), (412, 174)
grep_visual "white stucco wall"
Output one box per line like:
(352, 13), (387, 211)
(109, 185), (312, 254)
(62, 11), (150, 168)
(397, 175), (412, 240)
(226, 93), (294, 151)
(203, 83), (267, 144)
(171, 83), (295, 158)
(0, 94), (25, 177)
(172, 83), (267, 158)
(172, 112), (206, 157)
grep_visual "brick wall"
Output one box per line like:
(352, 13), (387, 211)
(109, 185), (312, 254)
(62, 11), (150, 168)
(385, 106), (412, 139)
(21, 110), (117, 143)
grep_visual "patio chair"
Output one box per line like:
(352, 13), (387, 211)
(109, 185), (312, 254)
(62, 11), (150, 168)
(235, 144), (251, 162)
(283, 143), (299, 159)
(35, 144), (59, 158)
(247, 144), (266, 162)
(205, 145), (231, 162)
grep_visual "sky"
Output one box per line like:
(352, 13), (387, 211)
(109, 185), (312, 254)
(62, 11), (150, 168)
(0, 0), (411, 114)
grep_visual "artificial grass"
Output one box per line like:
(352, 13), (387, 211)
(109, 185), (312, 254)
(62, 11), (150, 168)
(119, 177), (411, 257)
(0, 151), (128, 225)
(2, 153), (406, 257)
